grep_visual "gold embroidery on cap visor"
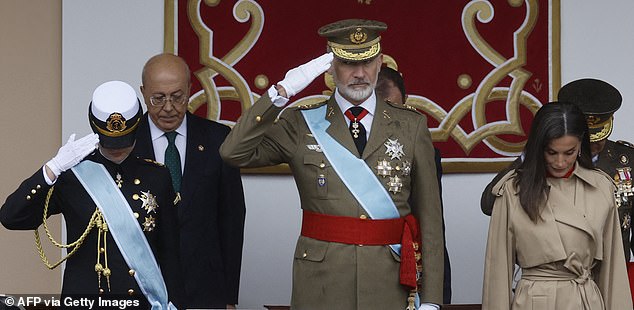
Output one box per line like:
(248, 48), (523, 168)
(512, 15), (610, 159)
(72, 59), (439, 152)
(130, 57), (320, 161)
(92, 116), (141, 137)
(588, 116), (613, 142)
(329, 42), (381, 61)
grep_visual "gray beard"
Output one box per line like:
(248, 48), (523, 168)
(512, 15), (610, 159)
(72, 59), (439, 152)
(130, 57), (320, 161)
(338, 84), (373, 102)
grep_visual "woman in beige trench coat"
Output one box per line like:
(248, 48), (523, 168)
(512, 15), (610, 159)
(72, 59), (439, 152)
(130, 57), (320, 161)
(482, 102), (632, 309)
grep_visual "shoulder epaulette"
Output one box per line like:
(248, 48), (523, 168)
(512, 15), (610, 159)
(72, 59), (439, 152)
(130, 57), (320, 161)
(141, 158), (165, 167)
(296, 100), (328, 110)
(617, 140), (634, 149)
(384, 99), (422, 114)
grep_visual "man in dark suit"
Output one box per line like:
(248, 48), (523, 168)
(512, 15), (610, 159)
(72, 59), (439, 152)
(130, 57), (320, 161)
(133, 53), (246, 309)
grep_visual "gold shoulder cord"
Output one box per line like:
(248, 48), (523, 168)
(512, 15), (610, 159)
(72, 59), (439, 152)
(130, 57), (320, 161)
(34, 186), (112, 292)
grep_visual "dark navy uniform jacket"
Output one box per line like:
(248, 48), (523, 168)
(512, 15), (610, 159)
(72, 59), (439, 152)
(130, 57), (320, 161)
(0, 152), (183, 308)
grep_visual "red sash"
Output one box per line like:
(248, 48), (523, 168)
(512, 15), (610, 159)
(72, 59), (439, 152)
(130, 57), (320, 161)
(300, 210), (421, 289)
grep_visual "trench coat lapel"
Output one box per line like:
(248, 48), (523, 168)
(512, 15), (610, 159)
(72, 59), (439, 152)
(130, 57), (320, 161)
(325, 97), (360, 156)
(549, 175), (597, 243)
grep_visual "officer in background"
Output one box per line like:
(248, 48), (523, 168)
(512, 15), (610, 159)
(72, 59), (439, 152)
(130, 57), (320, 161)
(221, 19), (444, 310)
(481, 78), (634, 263)
(376, 66), (452, 305)
(0, 81), (182, 308)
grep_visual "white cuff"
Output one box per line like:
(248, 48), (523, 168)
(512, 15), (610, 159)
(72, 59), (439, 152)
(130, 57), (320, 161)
(419, 303), (440, 310)
(43, 165), (56, 185)
(267, 86), (289, 107)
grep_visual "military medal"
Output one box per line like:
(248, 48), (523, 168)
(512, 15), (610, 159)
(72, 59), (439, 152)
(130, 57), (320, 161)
(143, 215), (156, 232)
(344, 107), (369, 139)
(351, 121), (361, 138)
(318, 174), (326, 187)
(306, 144), (323, 152)
(387, 175), (403, 194)
(376, 159), (393, 177)
(115, 173), (123, 188)
(384, 138), (405, 160)
(623, 214), (631, 230)
(395, 160), (412, 176)
(140, 190), (159, 213)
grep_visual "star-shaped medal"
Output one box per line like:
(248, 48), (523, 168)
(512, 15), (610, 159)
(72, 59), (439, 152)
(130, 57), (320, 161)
(140, 190), (159, 213)
(384, 138), (405, 160)
(143, 215), (156, 232)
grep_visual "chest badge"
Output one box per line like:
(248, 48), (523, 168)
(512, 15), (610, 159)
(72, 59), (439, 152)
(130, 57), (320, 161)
(384, 138), (405, 160)
(387, 175), (403, 194)
(143, 215), (156, 232)
(376, 159), (393, 177)
(140, 190), (159, 214)
(115, 173), (123, 188)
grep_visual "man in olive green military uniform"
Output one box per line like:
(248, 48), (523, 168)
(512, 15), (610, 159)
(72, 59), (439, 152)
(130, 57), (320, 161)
(481, 78), (634, 263)
(220, 19), (444, 310)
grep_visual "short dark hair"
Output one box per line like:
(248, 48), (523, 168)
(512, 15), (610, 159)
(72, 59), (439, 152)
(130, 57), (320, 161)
(515, 101), (593, 222)
(376, 66), (406, 103)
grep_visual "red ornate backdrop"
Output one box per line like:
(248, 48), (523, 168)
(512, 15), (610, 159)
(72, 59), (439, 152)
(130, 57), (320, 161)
(164, 0), (560, 173)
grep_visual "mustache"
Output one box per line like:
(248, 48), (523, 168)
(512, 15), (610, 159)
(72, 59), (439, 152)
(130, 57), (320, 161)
(347, 78), (370, 86)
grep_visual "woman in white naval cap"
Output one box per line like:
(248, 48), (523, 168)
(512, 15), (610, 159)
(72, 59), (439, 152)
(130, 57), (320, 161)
(0, 81), (183, 309)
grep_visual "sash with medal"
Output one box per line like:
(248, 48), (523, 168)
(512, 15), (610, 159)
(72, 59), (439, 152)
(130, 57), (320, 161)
(301, 105), (422, 309)
(72, 161), (176, 310)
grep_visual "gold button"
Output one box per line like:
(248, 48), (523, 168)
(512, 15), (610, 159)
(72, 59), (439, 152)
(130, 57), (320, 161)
(128, 289), (134, 295)
(31, 189), (37, 194)
(100, 247), (105, 253)
(99, 288), (104, 294)
(255, 116), (262, 122)
(133, 194), (139, 200)
(319, 163), (326, 168)
(134, 179), (140, 185)
(26, 195), (31, 200)
(302, 252), (307, 258)
(358, 244), (364, 247)
(36, 185), (41, 189)
(134, 212), (139, 219)
(129, 269), (135, 276)
(360, 214), (367, 219)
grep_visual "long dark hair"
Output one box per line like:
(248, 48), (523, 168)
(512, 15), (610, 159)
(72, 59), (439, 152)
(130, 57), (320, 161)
(514, 101), (593, 222)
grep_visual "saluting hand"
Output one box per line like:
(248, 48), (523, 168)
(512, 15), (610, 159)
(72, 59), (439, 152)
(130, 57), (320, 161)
(46, 133), (99, 180)
(277, 52), (333, 98)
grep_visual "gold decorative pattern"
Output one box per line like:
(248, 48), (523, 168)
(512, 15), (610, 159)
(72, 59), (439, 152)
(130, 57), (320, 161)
(165, 0), (560, 173)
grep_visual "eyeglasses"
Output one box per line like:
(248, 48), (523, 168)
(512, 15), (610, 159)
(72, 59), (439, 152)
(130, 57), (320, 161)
(149, 93), (187, 107)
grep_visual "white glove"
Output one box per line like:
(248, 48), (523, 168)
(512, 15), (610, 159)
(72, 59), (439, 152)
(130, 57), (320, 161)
(46, 133), (99, 177)
(277, 52), (334, 98)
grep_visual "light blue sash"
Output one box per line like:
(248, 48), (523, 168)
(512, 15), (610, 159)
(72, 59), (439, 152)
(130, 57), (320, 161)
(72, 161), (176, 310)
(301, 105), (401, 254)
